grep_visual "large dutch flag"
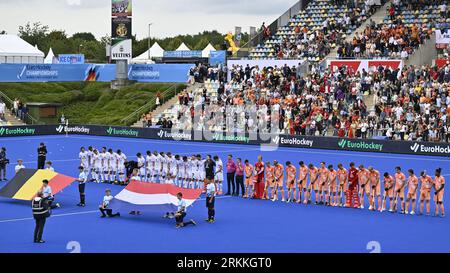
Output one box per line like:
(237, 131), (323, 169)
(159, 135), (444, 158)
(109, 181), (203, 213)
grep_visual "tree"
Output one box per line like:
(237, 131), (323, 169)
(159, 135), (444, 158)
(18, 22), (49, 48)
(72, 32), (97, 42)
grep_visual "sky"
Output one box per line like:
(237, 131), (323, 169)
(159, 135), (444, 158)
(0, 0), (296, 39)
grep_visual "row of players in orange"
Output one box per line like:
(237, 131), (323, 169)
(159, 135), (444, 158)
(240, 161), (445, 217)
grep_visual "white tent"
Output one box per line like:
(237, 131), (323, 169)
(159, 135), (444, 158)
(202, 43), (216, 58)
(131, 42), (164, 64)
(44, 48), (57, 64)
(176, 42), (191, 51)
(0, 35), (45, 64)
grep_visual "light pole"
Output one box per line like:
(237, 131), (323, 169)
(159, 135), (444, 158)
(78, 44), (83, 54)
(148, 23), (153, 61)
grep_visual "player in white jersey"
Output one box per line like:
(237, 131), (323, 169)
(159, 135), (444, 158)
(136, 153), (146, 181)
(145, 151), (153, 183)
(99, 147), (108, 183)
(197, 155), (206, 190)
(174, 155), (183, 187)
(107, 149), (117, 183)
(87, 146), (95, 181)
(116, 150), (127, 185)
(153, 151), (162, 183)
(179, 156), (187, 188)
(190, 155), (199, 189)
(160, 152), (168, 182)
(79, 147), (89, 177)
(166, 153), (177, 184)
(91, 149), (102, 183)
(214, 156), (224, 194)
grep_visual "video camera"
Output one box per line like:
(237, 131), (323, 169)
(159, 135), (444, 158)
(0, 158), (9, 165)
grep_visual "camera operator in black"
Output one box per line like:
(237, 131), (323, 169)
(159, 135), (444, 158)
(0, 147), (8, 181)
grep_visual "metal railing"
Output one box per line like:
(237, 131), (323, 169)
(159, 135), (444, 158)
(119, 84), (182, 126)
(0, 90), (42, 125)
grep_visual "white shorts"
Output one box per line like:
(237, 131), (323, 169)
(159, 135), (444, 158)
(169, 168), (177, 178)
(193, 172), (201, 181)
(214, 173), (224, 182)
(118, 165), (125, 174)
(146, 168), (153, 178)
(178, 170), (185, 179)
(94, 165), (102, 172)
(101, 166), (108, 173)
(199, 172), (205, 180)
(161, 168), (168, 177)
(81, 161), (89, 169)
(139, 168), (146, 177)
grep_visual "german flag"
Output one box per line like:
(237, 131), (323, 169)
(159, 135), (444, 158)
(0, 169), (76, 201)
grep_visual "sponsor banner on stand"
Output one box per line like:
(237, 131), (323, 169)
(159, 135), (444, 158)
(58, 54), (85, 64)
(111, 39), (132, 61)
(112, 0), (132, 17)
(3, 125), (450, 157)
(436, 29), (450, 48)
(128, 64), (195, 83)
(0, 63), (194, 83)
(55, 125), (91, 134)
(327, 60), (403, 75)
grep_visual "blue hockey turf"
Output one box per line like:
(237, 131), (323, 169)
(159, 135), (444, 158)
(0, 135), (449, 253)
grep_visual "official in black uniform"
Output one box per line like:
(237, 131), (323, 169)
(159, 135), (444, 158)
(32, 191), (51, 243)
(37, 143), (47, 169)
(204, 155), (216, 183)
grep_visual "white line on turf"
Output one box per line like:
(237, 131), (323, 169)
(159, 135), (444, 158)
(0, 196), (232, 224)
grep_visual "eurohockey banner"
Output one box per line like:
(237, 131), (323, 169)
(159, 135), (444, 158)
(0, 63), (194, 83)
(2, 124), (450, 158)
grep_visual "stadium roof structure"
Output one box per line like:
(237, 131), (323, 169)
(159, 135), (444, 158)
(0, 34), (45, 64)
(176, 42), (191, 51)
(202, 43), (216, 58)
(131, 42), (164, 63)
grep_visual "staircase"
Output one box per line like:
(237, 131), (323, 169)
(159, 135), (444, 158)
(326, 1), (390, 59)
(131, 83), (202, 128)
(0, 108), (26, 126)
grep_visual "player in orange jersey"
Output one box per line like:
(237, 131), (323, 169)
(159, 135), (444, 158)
(337, 164), (348, 207)
(358, 165), (370, 209)
(368, 166), (381, 211)
(327, 165), (338, 206)
(393, 166), (406, 214)
(297, 161), (309, 204)
(263, 161), (275, 200)
(272, 160), (285, 202)
(305, 163), (319, 204)
(318, 162), (329, 205)
(243, 160), (254, 199)
(433, 168), (445, 217)
(381, 172), (394, 213)
(405, 169), (418, 215)
(418, 171), (433, 216)
(286, 162), (297, 203)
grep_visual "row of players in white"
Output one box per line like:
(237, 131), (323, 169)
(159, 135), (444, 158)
(79, 147), (224, 191)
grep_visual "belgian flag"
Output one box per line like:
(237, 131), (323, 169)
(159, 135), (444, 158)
(0, 169), (76, 201)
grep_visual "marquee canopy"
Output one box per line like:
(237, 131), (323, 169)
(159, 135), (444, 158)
(0, 34), (45, 64)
